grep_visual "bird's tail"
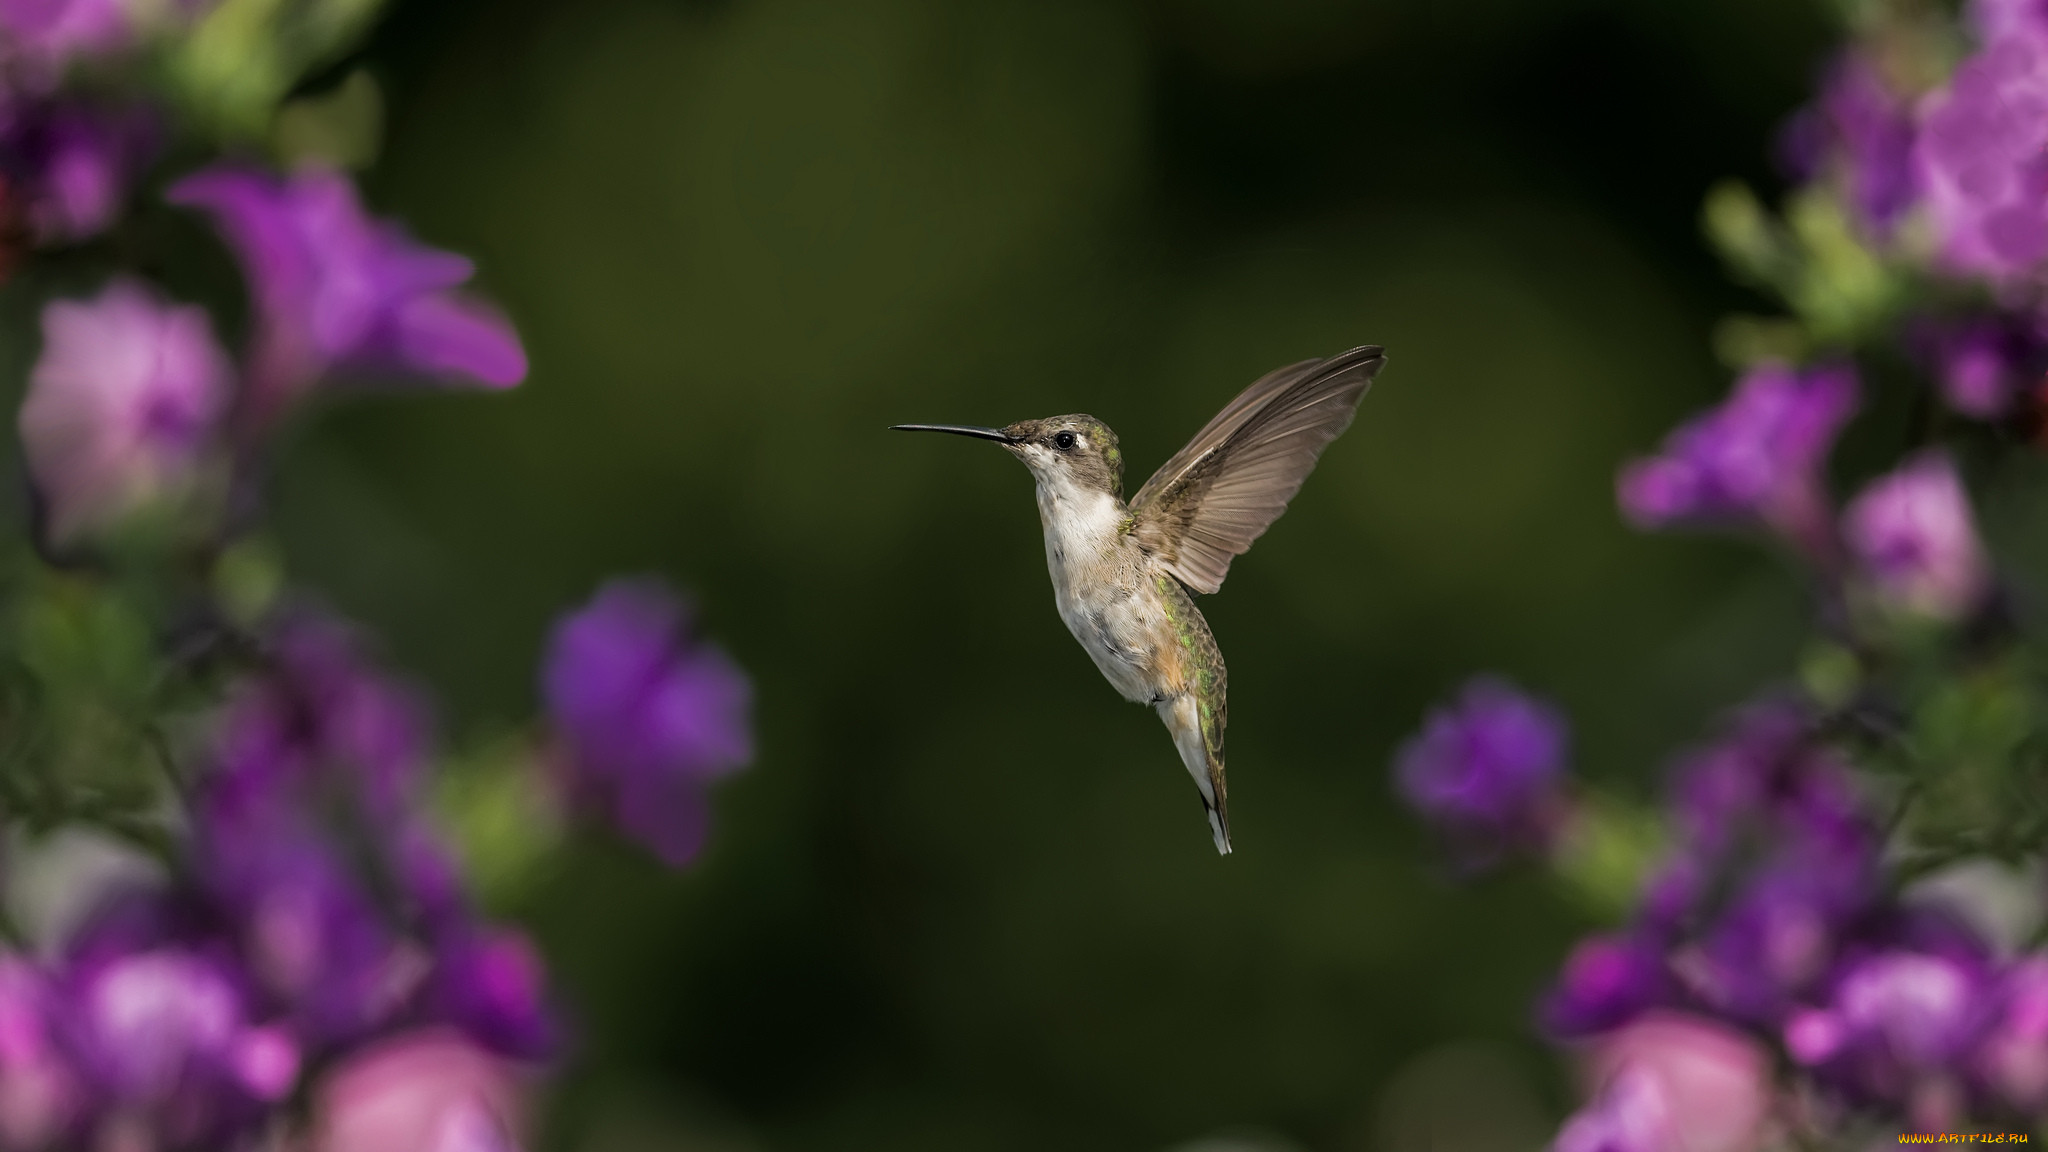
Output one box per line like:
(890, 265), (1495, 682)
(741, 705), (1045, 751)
(1203, 787), (1232, 856)
(1159, 694), (1231, 855)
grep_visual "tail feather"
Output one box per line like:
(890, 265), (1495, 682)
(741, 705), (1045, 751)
(1158, 693), (1232, 855)
(1204, 794), (1232, 856)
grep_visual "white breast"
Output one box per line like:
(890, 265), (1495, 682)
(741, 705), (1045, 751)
(1035, 474), (1159, 703)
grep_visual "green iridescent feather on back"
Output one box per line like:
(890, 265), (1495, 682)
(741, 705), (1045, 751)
(1155, 574), (1226, 763)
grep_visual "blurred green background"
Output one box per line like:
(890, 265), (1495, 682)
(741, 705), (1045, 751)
(276, 0), (1839, 1148)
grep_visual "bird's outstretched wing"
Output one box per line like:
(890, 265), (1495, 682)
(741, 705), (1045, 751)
(1129, 346), (1384, 594)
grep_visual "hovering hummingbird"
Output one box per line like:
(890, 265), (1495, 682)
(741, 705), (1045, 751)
(894, 346), (1385, 855)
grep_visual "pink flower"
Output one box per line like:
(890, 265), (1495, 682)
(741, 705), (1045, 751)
(15, 277), (230, 544)
(1977, 955), (2048, 1112)
(1843, 452), (1991, 621)
(1554, 1012), (1774, 1152)
(1914, 17), (2048, 277)
(0, 0), (131, 74)
(0, 958), (79, 1151)
(308, 1029), (526, 1152)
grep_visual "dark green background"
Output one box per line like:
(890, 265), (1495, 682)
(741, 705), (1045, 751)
(288, 1), (1833, 1147)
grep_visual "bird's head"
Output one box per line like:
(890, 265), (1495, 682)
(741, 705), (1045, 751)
(892, 415), (1123, 499)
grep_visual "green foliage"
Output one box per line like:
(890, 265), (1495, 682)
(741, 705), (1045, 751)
(1703, 181), (1911, 349)
(1891, 657), (2048, 867)
(168, 0), (391, 139)
(0, 555), (174, 845)
(434, 733), (565, 911)
(272, 70), (386, 171)
(1551, 795), (1668, 923)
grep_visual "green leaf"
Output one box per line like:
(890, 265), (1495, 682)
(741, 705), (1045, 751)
(1550, 795), (1667, 922)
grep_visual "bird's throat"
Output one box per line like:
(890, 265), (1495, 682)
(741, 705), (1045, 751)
(1035, 476), (1128, 575)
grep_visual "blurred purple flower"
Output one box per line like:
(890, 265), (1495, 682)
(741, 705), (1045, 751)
(543, 579), (753, 868)
(391, 826), (471, 936)
(1926, 318), (2042, 418)
(0, 100), (156, 244)
(1617, 362), (1857, 557)
(1664, 701), (1876, 872)
(1647, 703), (1882, 1025)
(0, 0), (131, 73)
(1553, 1012), (1774, 1152)
(15, 276), (230, 544)
(0, 957), (80, 1151)
(1664, 701), (1852, 851)
(1637, 858), (1708, 939)
(1780, 52), (1918, 235)
(1664, 702), (1806, 854)
(203, 830), (415, 1051)
(190, 608), (562, 1067)
(206, 611), (433, 820)
(1784, 947), (1993, 1126)
(1678, 862), (1873, 1027)
(421, 931), (553, 1062)
(168, 165), (526, 420)
(1978, 955), (2048, 1112)
(1543, 934), (1671, 1039)
(308, 1029), (527, 1152)
(1843, 451), (1991, 622)
(58, 896), (294, 1149)
(1393, 676), (1567, 861)
(1976, 0), (2048, 41)
(1916, 17), (2048, 278)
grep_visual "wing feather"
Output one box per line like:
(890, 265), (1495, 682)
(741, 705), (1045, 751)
(1130, 346), (1384, 594)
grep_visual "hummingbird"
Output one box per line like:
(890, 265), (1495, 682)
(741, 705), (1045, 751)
(893, 346), (1385, 855)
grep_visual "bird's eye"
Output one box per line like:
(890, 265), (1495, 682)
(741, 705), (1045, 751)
(1053, 431), (1078, 451)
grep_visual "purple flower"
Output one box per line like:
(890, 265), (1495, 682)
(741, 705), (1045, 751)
(1780, 52), (1918, 235)
(1662, 700), (1877, 875)
(58, 896), (297, 1148)
(0, 100), (157, 244)
(201, 829), (415, 1051)
(192, 613), (506, 1052)
(1663, 700), (1864, 854)
(1977, 955), (2048, 1112)
(1617, 362), (1857, 556)
(1843, 451), (1992, 622)
(185, 608), (561, 1075)
(1784, 947), (1994, 1122)
(1974, 0), (2048, 41)
(1915, 18), (2048, 278)
(1664, 703), (1805, 855)
(421, 931), (553, 1062)
(1651, 706), (1882, 1024)
(1926, 318), (2043, 418)
(391, 826), (470, 936)
(0, 0), (131, 73)
(207, 611), (433, 819)
(1543, 934), (1671, 1039)
(543, 579), (753, 868)
(1637, 858), (1708, 938)
(1678, 862), (1873, 1026)
(1393, 676), (1568, 860)
(168, 165), (526, 419)
(15, 276), (230, 544)
(0, 957), (81, 1150)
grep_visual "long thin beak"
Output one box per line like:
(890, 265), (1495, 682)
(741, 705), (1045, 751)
(889, 424), (1014, 443)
